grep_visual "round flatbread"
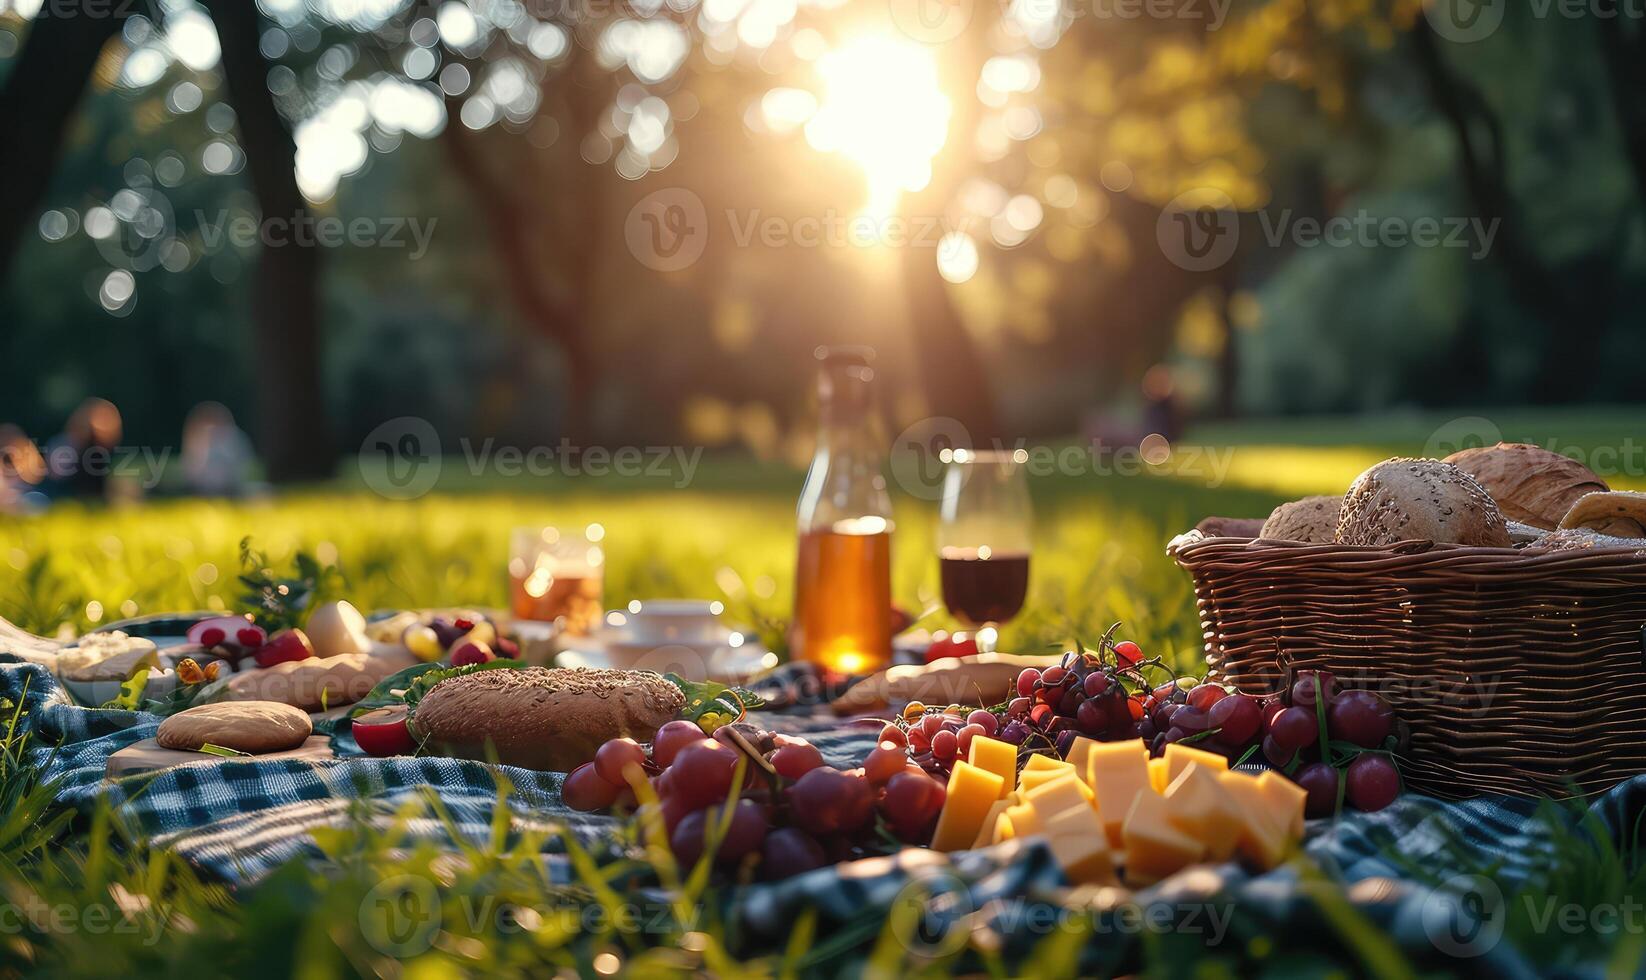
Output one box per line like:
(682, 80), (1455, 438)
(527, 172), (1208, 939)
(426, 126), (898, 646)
(1557, 491), (1646, 537)
(156, 701), (313, 753)
(413, 666), (686, 772)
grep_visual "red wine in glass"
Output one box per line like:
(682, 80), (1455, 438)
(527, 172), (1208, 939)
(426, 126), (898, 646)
(940, 547), (1030, 626)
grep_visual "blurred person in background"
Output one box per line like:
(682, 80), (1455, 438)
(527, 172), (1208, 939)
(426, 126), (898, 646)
(180, 401), (255, 497)
(0, 423), (46, 514)
(41, 398), (122, 501)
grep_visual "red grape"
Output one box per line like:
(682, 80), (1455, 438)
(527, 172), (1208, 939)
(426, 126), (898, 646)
(1207, 693), (1261, 745)
(1345, 754), (1401, 812)
(563, 763), (622, 811)
(955, 723), (987, 757)
(1294, 763), (1340, 818)
(1291, 670), (1338, 711)
(919, 714), (946, 738)
(594, 737), (647, 786)
(1261, 734), (1292, 767)
(653, 720), (706, 768)
(1016, 668), (1041, 697)
(670, 740), (740, 809)
(1328, 691), (1394, 748)
(1029, 703), (1054, 727)
(762, 827), (827, 879)
(1055, 730), (1078, 757)
(1083, 672), (1111, 697)
(997, 721), (1029, 745)
(863, 741), (907, 784)
(931, 729), (958, 762)
(881, 771), (946, 839)
(771, 741), (826, 780)
(877, 724), (908, 747)
(672, 799), (769, 867)
(1006, 697), (1032, 718)
(1186, 683), (1228, 712)
(1171, 705), (1210, 734)
(966, 710), (998, 735)
(789, 768), (874, 834)
(1041, 665), (1068, 687)
(1057, 687), (1085, 715)
(908, 727), (930, 752)
(1259, 697), (1286, 730)
(1112, 640), (1142, 667)
(1267, 706), (1318, 751)
(1075, 699), (1105, 734)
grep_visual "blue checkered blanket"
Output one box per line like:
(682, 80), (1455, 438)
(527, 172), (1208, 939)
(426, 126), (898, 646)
(5, 656), (1640, 974)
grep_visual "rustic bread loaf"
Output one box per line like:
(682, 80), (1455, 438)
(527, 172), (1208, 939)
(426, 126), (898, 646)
(412, 666), (685, 772)
(157, 700), (313, 753)
(1444, 443), (1612, 531)
(225, 650), (413, 710)
(1259, 495), (1343, 542)
(1557, 490), (1646, 538)
(1335, 458), (1511, 547)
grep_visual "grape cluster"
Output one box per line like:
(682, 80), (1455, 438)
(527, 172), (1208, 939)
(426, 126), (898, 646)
(1261, 670), (1402, 816)
(563, 719), (948, 878)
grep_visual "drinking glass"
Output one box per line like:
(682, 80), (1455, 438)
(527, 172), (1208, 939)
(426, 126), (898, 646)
(938, 449), (1032, 649)
(508, 525), (605, 634)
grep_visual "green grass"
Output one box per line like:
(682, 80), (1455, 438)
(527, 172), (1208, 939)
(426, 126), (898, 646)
(4, 414), (1646, 975)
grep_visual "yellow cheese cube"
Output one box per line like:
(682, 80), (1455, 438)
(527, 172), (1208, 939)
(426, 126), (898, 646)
(971, 799), (1013, 849)
(1162, 762), (1242, 861)
(1085, 739), (1151, 847)
(966, 735), (1019, 799)
(1123, 791), (1206, 885)
(1024, 753), (1075, 774)
(1042, 803), (1117, 885)
(1148, 756), (1171, 793)
(930, 761), (1006, 852)
(1256, 770), (1309, 838)
(1064, 736), (1100, 778)
(992, 811), (1015, 844)
(1025, 772), (1097, 824)
(1163, 743), (1228, 784)
(1217, 770), (1292, 869)
(1005, 802), (1043, 838)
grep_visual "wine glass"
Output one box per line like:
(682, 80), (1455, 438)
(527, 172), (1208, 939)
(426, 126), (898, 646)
(938, 449), (1032, 651)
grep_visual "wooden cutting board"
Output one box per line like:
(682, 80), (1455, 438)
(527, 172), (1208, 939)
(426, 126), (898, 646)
(106, 735), (334, 777)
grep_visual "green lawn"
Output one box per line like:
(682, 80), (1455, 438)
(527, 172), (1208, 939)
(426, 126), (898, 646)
(4, 412), (1645, 976)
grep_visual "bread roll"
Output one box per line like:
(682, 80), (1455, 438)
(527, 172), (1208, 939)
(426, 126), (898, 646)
(225, 650), (412, 710)
(412, 667), (686, 772)
(1335, 458), (1511, 547)
(1444, 443), (1610, 531)
(1260, 495), (1343, 543)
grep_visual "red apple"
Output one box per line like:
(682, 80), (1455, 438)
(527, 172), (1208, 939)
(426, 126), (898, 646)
(352, 705), (416, 756)
(450, 639), (494, 667)
(255, 628), (315, 667)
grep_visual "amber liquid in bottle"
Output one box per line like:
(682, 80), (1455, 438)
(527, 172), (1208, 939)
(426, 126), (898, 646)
(792, 521), (893, 675)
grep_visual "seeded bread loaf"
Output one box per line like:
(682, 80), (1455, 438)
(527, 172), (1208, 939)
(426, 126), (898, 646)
(1259, 495), (1343, 543)
(412, 666), (686, 772)
(1335, 458), (1511, 548)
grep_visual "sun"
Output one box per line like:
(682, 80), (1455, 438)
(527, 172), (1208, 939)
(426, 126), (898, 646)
(805, 34), (952, 219)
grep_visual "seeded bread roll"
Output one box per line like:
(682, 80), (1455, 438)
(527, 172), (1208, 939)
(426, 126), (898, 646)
(412, 667), (686, 772)
(157, 701), (313, 753)
(1444, 443), (1615, 531)
(1259, 495), (1343, 543)
(1335, 458), (1511, 548)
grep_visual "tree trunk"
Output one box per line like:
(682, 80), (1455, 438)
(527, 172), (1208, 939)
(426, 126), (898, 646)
(204, 0), (332, 480)
(0, 8), (128, 281)
(1594, 2), (1646, 210)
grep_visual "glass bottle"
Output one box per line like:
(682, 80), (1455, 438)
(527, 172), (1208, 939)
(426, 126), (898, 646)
(791, 346), (894, 675)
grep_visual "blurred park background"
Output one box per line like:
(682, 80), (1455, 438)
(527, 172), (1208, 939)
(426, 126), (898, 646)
(3, 0), (1644, 484)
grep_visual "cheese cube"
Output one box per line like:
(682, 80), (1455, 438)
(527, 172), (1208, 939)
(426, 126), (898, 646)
(1256, 770), (1309, 838)
(1163, 743), (1228, 784)
(1042, 803), (1117, 885)
(1085, 739), (1151, 847)
(1064, 736), (1100, 777)
(992, 811), (1016, 843)
(930, 761), (1006, 852)
(1025, 772), (1097, 824)
(1148, 756), (1171, 793)
(971, 799), (1013, 849)
(1123, 791), (1206, 885)
(1024, 753), (1076, 774)
(966, 735), (1019, 799)
(1162, 762), (1242, 861)
(1217, 770), (1292, 869)
(1004, 802), (1043, 838)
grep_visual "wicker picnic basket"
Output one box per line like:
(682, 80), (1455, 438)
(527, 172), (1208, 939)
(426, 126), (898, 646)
(1168, 528), (1646, 799)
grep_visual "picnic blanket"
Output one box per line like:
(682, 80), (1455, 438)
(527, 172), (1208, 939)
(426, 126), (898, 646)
(3, 654), (1636, 974)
